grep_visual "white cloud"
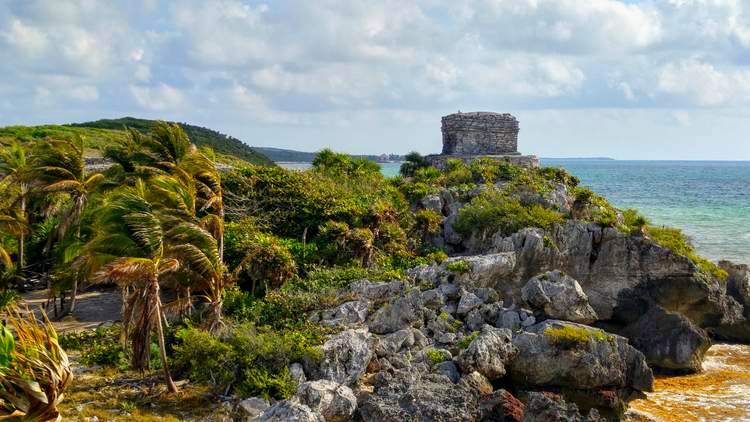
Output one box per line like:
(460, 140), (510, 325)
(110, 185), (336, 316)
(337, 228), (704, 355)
(130, 83), (185, 111)
(657, 59), (750, 106)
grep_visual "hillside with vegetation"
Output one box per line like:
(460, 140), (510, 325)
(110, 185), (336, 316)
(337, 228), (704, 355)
(254, 146), (402, 163)
(0, 117), (274, 166)
(0, 127), (746, 421)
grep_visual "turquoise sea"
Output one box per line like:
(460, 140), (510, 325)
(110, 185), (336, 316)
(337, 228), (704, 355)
(281, 160), (750, 264)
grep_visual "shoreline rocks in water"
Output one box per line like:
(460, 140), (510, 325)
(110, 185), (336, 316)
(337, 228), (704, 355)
(251, 183), (748, 421)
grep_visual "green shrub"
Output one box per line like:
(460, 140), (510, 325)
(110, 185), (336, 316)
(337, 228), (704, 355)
(59, 326), (126, 367)
(234, 232), (297, 294)
(622, 209), (649, 234)
(457, 331), (479, 349)
(544, 325), (611, 349)
(425, 348), (448, 365)
(173, 324), (323, 399)
(400, 152), (431, 177)
(648, 226), (728, 281)
(0, 289), (18, 312)
(454, 191), (563, 236)
(446, 260), (471, 274)
(414, 209), (443, 238)
(592, 208), (618, 228)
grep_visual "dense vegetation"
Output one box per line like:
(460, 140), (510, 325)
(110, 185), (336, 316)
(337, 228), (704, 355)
(0, 132), (727, 419)
(1, 117), (274, 166)
(254, 146), (402, 164)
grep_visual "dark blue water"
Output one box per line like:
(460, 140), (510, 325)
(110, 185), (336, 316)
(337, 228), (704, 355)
(542, 160), (750, 264)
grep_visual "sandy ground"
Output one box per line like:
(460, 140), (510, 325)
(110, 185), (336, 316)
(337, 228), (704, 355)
(18, 287), (123, 332)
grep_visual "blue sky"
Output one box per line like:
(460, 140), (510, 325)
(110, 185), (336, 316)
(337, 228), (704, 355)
(1, 0), (750, 159)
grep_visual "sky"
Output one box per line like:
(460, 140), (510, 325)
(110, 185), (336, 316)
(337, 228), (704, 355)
(1, 0), (750, 160)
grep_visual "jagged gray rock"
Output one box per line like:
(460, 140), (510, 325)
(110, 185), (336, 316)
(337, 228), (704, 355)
(296, 380), (357, 422)
(523, 392), (604, 422)
(253, 400), (324, 422)
(367, 290), (424, 334)
(289, 363), (306, 384)
(509, 320), (654, 392)
(318, 300), (369, 327)
(521, 271), (598, 324)
(457, 290), (484, 315)
(456, 324), (517, 380)
(621, 306), (711, 373)
(435, 360), (460, 383)
(304, 329), (371, 387)
(357, 370), (479, 421)
(238, 397), (269, 419)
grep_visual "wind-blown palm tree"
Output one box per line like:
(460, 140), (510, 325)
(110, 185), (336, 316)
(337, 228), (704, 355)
(33, 136), (104, 313)
(87, 180), (179, 393)
(0, 141), (32, 272)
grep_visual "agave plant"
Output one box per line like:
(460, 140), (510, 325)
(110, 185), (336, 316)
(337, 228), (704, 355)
(0, 306), (72, 421)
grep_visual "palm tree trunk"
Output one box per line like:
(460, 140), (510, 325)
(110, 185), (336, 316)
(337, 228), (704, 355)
(18, 195), (25, 271)
(69, 219), (82, 314)
(152, 274), (178, 394)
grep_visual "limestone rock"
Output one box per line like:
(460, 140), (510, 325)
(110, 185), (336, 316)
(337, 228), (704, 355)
(296, 380), (357, 422)
(320, 300), (369, 327)
(435, 360), (460, 383)
(456, 325), (517, 380)
(253, 400), (324, 422)
(621, 306), (710, 373)
(458, 371), (493, 395)
(521, 271), (598, 324)
(350, 279), (404, 301)
(509, 320), (653, 392)
(522, 392), (604, 422)
(357, 370), (479, 421)
(305, 329), (371, 387)
(367, 290), (424, 334)
(457, 291), (484, 315)
(479, 389), (525, 422)
(289, 363), (306, 384)
(238, 397), (269, 419)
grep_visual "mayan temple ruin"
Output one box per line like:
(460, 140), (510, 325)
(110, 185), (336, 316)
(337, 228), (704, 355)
(428, 111), (539, 168)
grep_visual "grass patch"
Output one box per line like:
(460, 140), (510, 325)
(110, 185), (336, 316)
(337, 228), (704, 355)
(457, 331), (479, 349)
(446, 259), (471, 274)
(454, 191), (564, 236)
(544, 325), (611, 349)
(425, 348), (449, 365)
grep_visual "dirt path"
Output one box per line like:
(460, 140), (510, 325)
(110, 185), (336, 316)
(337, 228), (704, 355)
(19, 287), (122, 332)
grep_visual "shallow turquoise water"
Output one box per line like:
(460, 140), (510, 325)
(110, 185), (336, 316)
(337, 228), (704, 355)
(543, 160), (750, 264)
(284, 160), (750, 264)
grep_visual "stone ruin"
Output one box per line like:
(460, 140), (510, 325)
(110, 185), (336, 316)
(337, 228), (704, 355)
(428, 111), (539, 168)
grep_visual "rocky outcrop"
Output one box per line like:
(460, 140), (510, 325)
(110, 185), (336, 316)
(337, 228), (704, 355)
(358, 370), (480, 421)
(296, 380), (357, 422)
(367, 290), (424, 334)
(620, 306), (711, 373)
(456, 325), (517, 380)
(253, 400), (324, 422)
(711, 261), (750, 341)
(304, 329), (371, 387)
(523, 392), (604, 422)
(509, 320), (653, 393)
(521, 271), (598, 324)
(480, 389), (525, 422)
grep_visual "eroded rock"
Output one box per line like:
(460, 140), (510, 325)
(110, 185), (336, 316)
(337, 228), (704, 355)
(456, 325), (517, 380)
(521, 271), (598, 324)
(296, 380), (357, 422)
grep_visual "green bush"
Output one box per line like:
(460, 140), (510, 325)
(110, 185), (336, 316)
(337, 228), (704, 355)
(544, 325), (611, 349)
(59, 326), (126, 367)
(457, 332), (479, 349)
(454, 191), (563, 236)
(446, 260), (471, 274)
(173, 324), (323, 399)
(425, 348), (448, 365)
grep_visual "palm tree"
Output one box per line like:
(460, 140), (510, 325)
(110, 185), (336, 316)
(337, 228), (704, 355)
(0, 141), (32, 271)
(88, 180), (179, 393)
(33, 136), (104, 313)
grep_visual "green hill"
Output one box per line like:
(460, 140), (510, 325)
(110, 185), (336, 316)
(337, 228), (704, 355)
(0, 117), (274, 166)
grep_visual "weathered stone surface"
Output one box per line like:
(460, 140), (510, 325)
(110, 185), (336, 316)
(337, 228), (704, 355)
(522, 392), (604, 422)
(479, 389), (525, 422)
(457, 325), (517, 380)
(238, 397), (269, 419)
(459, 371), (494, 395)
(358, 370), (479, 421)
(521, 271), (598, 324)
(289, 363), (306, 384)
(458, 291), (485, 315)
(421, 194), (444, 213)
(367, 289), (424, 334)
(421, 288), (446, 310)
(437, 253), (517, 289)
(441, 112), (520, 156)
(621, 306), (711, 373)
(254, 400), (324, 422)
(305, 329), (371, 387)
(509, 320), (653, 393)
(435, 360), (460, 383)
(319, 300), (369, 327)
(373, 329), (415, 357)
(296, 380), (357, 422)
(711, 261), (750, 341)
(350, 279), (404, 301)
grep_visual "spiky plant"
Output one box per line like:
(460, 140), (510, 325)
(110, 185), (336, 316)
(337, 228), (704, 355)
(0, 306), (72, 421)
(87, 180), (179, 393)
(32, 136), (104, 313)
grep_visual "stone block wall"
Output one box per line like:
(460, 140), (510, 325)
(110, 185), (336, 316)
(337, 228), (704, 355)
(441, 112), (519, 155)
